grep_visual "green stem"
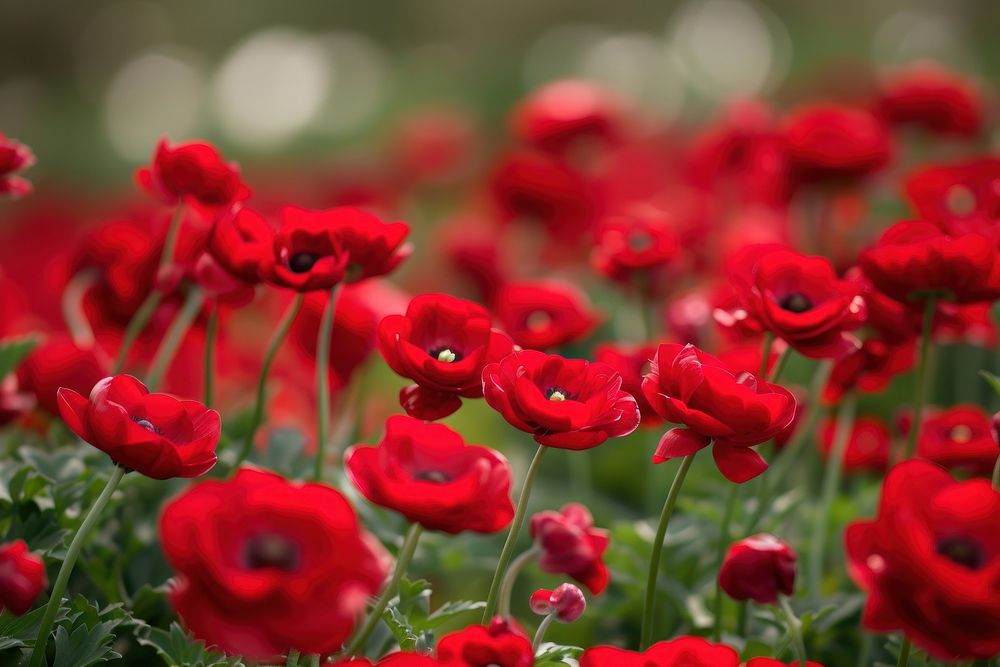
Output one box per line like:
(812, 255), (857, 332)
(236, 293), (305, 469)
(532, 614), (555, 653)
(901, 296), (937, 461)
(640, 453), (696, 649)
(992, 455), (1000, 491)
(286, 649), (301, 667)
(203, 306), (219, 409)
(61, 270), (97, 348)
(344, 524), (423, 656)
(808, 393), (857, 601)
(769, 346), (793, 384)
(712, 484), (741, 641)
(778, 596), (808, 667)
(145, 288), (204, 391)
(313, 285), (341, 483)
(760, 332), (776, 377)
(897, 637), (912, 667)
(856, 632), (874, 667)
(482, 445), (549, 622)
(498, 546), (540, 617)
(736, 601), (749, 637)
(29, 466), (126, 667)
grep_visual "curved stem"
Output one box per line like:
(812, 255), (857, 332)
(482, 445), (549, 622)
(145, 288), (204, 391)
(61, 270), (97, 349)
(498, 546), (540, 617)
(769, 346), (793, 384)
(711, 484), (741, 641)
(313, 285), (341, 483)
(532, 614), (555, 653)
(203, 306), (219, 409)
(901, 296), (937, 461)
(896, 637), (912, 667)
(778, 596), (808, 667)
(640, 453), (696, 649)
(808, 393), (857, 601)
(29, 466), (126, 667)
(236, 293), (305, 469)
(344, 523), (423, 656)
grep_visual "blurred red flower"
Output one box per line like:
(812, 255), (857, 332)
(822, 337), (915, 405)
(817, 416), (890, 474)
(904, 157), (1000, 233)
(511, 80), (625, 155)
(579, 636), (739, 667)
(593, 342), (660, 426)
(492, 281), (600, 351)
(900, 405), (999, 476)
(208, 206), (273, 285)
(0, 539), (46, 615)
(590, 205), (679, 294)
(436, 617), (533, 667)
(17, 335), (109, 416)
(719, 533), (797, 604)
(136, 137), (249, 208)
(529, 503), (610, 594)
(784, 104), (891, 185)
(0, 133), (35, 198)
(877, 62), (984, 138)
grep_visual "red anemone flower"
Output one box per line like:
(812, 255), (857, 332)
(0, 540), (46, 615)
(492, 281), (600, 351)
(436, 617), (534, 667)
(783, 104), (892, 185)
(817, 416), (891, 474)
(529, 503), (610, 594)
(579, 636), (739, 667)
(136, 137), (249, 208)
(0, 133), (35, 198)
(877, 61), (984, 138)
(719, 533), (797, 604)
(902, 405), (999, 476)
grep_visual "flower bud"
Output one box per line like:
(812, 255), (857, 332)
(719, 533), (796, 604)
(529, 583), (586, 622)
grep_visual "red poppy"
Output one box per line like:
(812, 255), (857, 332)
(345, 415), (514, 534)
(904, 157), (1000, 233)
(529, 583), (586, 622)
(846, 268), (921, 343)
(817, 416), (890, 474)
(719, 533), (796, 604)
(877, 62), (984, 138)
(0, 539), (46, 615)
(160, 467), (389, 660)
(483, 350), (640, 450)
(17, 336), (109, 416)
(579, 636), (739, 667)
(845, 460), (1000, 660)
(57, 374), (219, 480)
(377, 293), (514, 420)
(136, 137), (249, 208)
(900, 405), (998, 476)
(590, 205), (679, 293)
(859, 220), (1000, 304)
(529, 503), (610, 594)
(492, 281), (600, 351)
(822, 338), (915, 405)
(593, 342), (660, 426)
(207, 206), (273, 285)
(0, 133), (35, 198)
(331, 654), (439, 667)
(192, 253), (255, 308)
(641, 343), (796, 483)
(783, 104), (892, 185)
(511, 80), (625, 155)
(436, 617), (534, 667)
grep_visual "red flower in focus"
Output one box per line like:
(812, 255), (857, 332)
(901, 405), (998, 476)
(511, 80), (624, 155)
(726, 245), (867, 359)
(641, 343), (796, 483)
(208, 206), (273, 284)
(591, 205), (679, 294)
(529, 583), (586, 622)
(593, 342), (660, 426)
(784, 104), (891, 185)
(877, 62), (984, 138)
(719, 533), (796, 604)
(529, 503), (610, 594)
(436, 617), (533, 667)
(17, 336), (109, 416)
(0, 133), (35, 198)
(817, 416), (890, 474)
(377, 293), (514, 420)
(57, 375), (219, 479)
(136, 138), (249, 208)
(160, 467), (389, 660)
(345, 415), (514, 534)
(579, 636), (739, 667)
(905, 157), (1000, 233)
(845, 460), (1000, 660)
(0, 539), (46, 615)
(483, 350), (640, 450)
(859, 220), (1000, 304)
(493, 281), (600, 351)
(822, 337), (915, 405)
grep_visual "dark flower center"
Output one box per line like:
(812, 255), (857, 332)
(288, 252), (321, 274)
(526, 310), (552, 331)
(414, 469), (452, 483)
(779, 292), (813, 313)
(546, 386), (571, 401)
(428, 347), (461, 363)
(131, 416), (160, 434)
(949, 424), (973, 443)
(935, 536), (985, 570)
(628, 230), (652, 252)
(243, 533), (301, 571)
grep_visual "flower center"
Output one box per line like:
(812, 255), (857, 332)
(935, 536), (985, 570)
(243, 533), (301, 571)
(288, 252), (321, 274)
(628, 230), (652, 251)
(526, 310), (552, 332)
(429, 347), (460, 363)
(949, 424), (973, 443)
(779, 292), (813, 313)
(946, 184), (976, 217)
(414, 469), (452, 483)
(546, 387), (569, 401)
(131, 416), (160, 434)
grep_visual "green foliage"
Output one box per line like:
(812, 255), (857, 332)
(0, 335), (40, 380)
(135, 623), (243, 667)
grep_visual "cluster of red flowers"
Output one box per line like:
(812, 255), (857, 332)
(0, 54), (999, 667)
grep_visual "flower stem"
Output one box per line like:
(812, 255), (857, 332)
(992, 455), (1000, 491)
(901, 296), (937, 461)
(145, 287), (204, 391)
(760, 333), (775, 377)
(29, 466), (126, 667)
(236, 293), (305, 469)
(483, 445), (549, 622)
(808, 393), (857, 601)
(498, 546), (540, 617)
(736, 601), (749, 637)
(345, 523), (423, 656)
(896, 637), (912, 667)
(532, 614), (555, 653)
(711, 483), (741, 641)
(61, 270), (97, 348)
(203, 306), (219, 409)
(286, 650), (301, 667)
(778, 596), (808, 667)
(640, 452), (697, 649)
(313, 284), (341, 483)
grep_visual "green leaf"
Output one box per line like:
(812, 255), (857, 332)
(422, 600), (486, 629)
(534, 642), (584, 661)
(0, 604), (66, 650)
(0, 335), (40, 379)
(381, 605), (432, 652)
(980, 370), (1000, 397)
(135, 622), (243, 667)
(52, 622), (121, 667)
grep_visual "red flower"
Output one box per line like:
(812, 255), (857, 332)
(641, 343), (796, 483)
(377, 293), (514, 420)
(331, 654), (439, 667)
(136, 137), (249, 208)
(391, 107), (477, 187)
(436, 617), (533, 667)
(579, 636), (739, 667)
(207, 206), (273, 284)
(902, 405), (998, 476)
(17, 336), (109, 416)
(0, 133), (35, 198)
(483, 350), (640, 450)
(593, 342), (660, 426)
(511, 80), (624, 154)
(529, 583), (586, 622)
(784, 104), (892, 185)
(877, 62), (984, 138)
(0, 540), (46, 615)
(822, 338), (915, 405)
(904, 157), (1000, 233)
(726, 245), (867, 359)
(192, 253), (255, 307)
(590, 205), (679, 293)
(845, 460), (1000, 660)
(719, 533), (797, 604)
(529, 503), (610, 594)
(492, 281), (600, 351)
(160, 467), (389, 660)
(859, 220), (1000, 304)
(817, 416), (890, 474)
(345, 416), (514, 534)
(57, 374), (219, 480)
